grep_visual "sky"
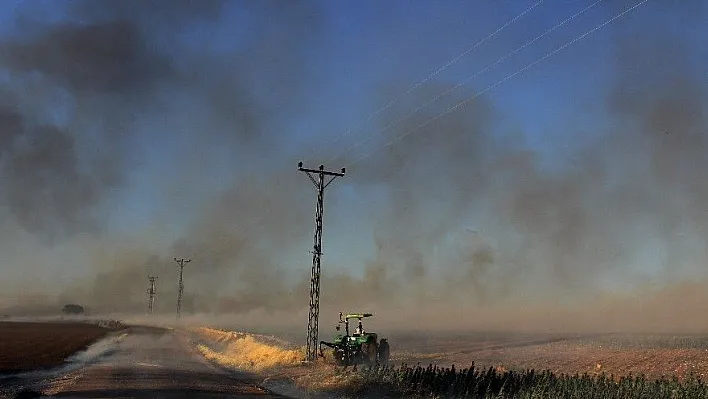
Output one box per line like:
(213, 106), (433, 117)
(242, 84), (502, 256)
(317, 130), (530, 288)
(1, 0), (708, 332)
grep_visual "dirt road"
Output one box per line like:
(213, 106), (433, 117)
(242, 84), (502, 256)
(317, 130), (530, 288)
(2, 326), (286, 399)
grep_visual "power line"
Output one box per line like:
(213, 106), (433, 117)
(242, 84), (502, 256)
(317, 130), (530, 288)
(297, 162), (346, 362)
(174, 257), (191, 320)
(346, 0), (651, 168)
(329, 0), (604, 164)
(208, 2), (549, 247)
(310, 0), (545, 160)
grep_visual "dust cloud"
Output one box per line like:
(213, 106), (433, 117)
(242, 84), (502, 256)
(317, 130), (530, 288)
(1, 1), (707, 335)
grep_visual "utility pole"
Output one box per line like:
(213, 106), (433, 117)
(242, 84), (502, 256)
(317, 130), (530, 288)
(147, 276), (157, 315)
(174, 257), (191, 320)
(298, 162), (345, 361)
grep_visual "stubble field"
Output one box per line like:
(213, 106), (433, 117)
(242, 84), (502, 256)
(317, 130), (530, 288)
(214, 327), (708, 381)
(193, 327), (708, 397)
(0, 321), (108, 374)
(389, 331), (708, 381)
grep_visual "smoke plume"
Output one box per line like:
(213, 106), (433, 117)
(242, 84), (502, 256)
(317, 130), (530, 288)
(1, 1), (707, 334)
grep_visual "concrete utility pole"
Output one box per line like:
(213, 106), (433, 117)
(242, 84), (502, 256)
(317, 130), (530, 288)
(147, 276), (157, 315)
(297, 162), (345, 361)
(174, 258), (191, 320)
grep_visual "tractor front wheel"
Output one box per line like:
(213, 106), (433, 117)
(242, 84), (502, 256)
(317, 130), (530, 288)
(333, 349), (347, 366)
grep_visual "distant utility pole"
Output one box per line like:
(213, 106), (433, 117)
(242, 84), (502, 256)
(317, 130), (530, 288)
(147, 276), (157, 315)
(297, 162), (345, 362)
(174, 257), (191, 320)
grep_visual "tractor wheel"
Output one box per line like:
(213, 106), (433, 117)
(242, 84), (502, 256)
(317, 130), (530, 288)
(377, 339), (390, 366)
(361, 341), (378, 366)
(333, 349), (347, 366)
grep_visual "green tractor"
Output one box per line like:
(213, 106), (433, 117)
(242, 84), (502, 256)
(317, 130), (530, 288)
(319, 312), (390, 367)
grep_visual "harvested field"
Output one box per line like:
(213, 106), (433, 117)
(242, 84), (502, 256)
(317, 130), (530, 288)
(0, 321), (108, 374)
(192, 327), (708, 397)
(390, 332), (708, 381)
(205, 328), (708, 379)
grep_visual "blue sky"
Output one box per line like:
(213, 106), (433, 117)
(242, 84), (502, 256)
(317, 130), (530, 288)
(1, 0), (706, 304)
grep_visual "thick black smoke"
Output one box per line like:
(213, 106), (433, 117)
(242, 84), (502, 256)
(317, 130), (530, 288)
(0, 0), (322, 314)
(0, 104), (122, 239)
(0, 0), (320, 239)
(0, 1), (189, 240)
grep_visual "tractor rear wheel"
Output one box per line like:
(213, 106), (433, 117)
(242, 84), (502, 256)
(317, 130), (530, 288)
(377, 339), (390, 366)
(361, 341), (378, 366)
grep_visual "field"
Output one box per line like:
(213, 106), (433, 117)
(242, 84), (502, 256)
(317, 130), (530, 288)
(6, 321), (708, 397)
(356, 332), (708, 397)
(194, 328), (708, 397)
(0, 321), (109, 374)
(389, 331), (708, 381)
(228, 328), (708, 381)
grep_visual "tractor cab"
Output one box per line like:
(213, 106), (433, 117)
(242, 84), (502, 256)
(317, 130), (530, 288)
(346, 313), (369, 335)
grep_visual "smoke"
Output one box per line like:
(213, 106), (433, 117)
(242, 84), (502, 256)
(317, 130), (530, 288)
(2, 1), (708, 333)
(0, 0), (320, 238)
(308, 1), (708, 330)
(0, 0), (324, 314)
(0, 0), (187, 240)
(3, 21), (168, 95)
